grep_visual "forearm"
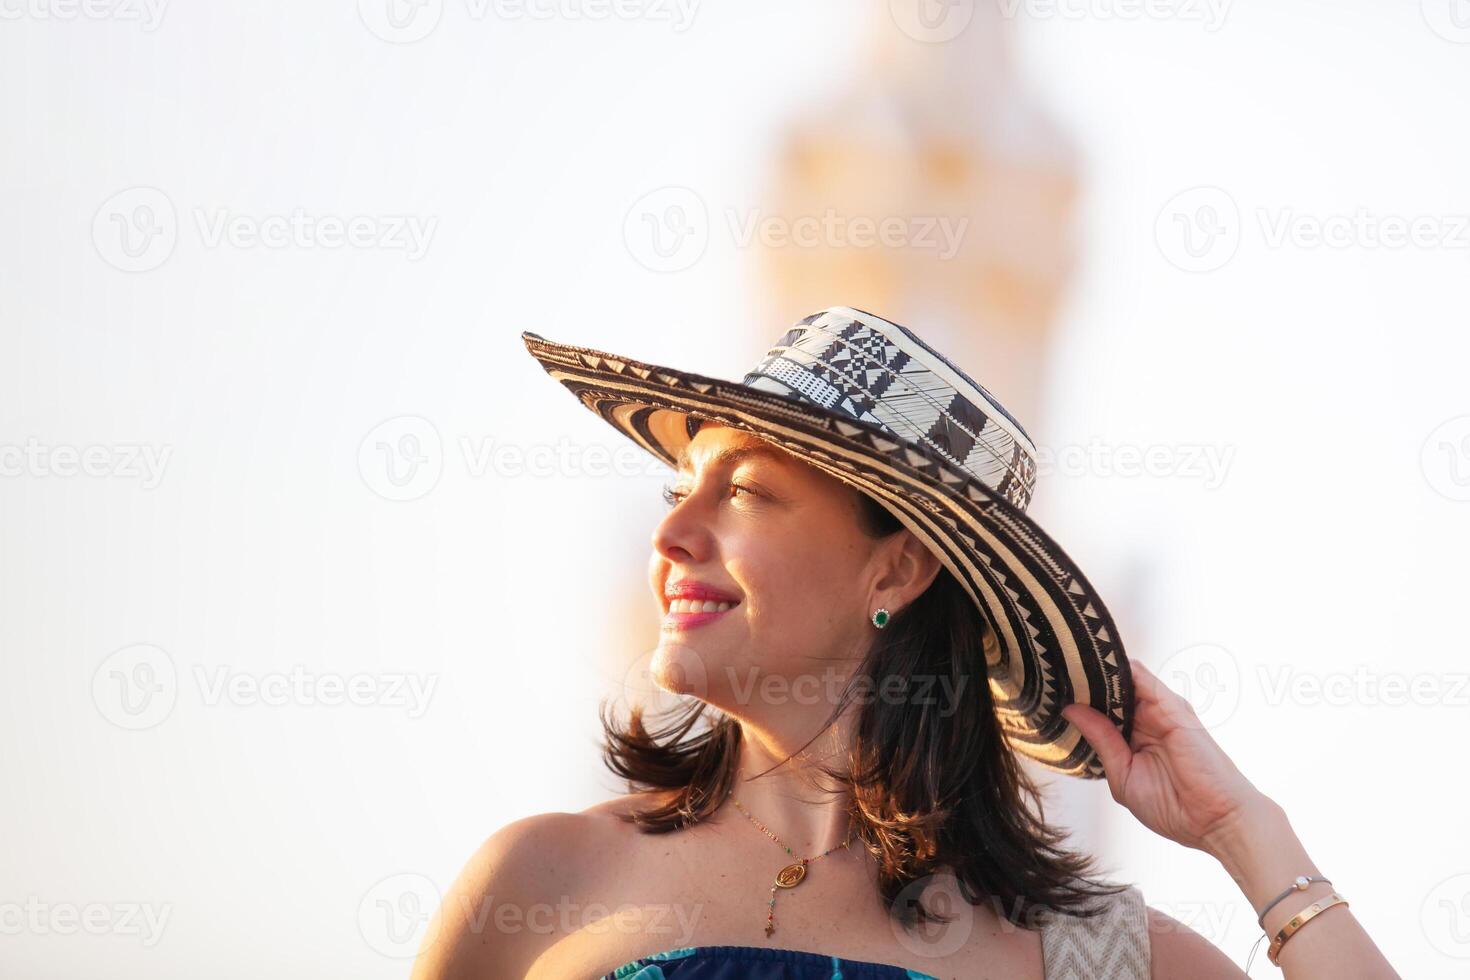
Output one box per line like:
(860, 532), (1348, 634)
(1204, 796), (1399, 979)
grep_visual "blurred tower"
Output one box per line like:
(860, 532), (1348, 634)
(754, 5), (1100, 838)
(756, 3), (1079, 430)
(606, 5), (1099, 839)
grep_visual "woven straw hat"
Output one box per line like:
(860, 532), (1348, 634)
(522, 306), (1133, 778)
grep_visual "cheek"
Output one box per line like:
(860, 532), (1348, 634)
(731, 549), (859, 640)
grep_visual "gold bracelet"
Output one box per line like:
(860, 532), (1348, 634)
(1266, 891), (1349, 966)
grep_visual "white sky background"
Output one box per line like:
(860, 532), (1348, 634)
(2, 2), (1467, 978)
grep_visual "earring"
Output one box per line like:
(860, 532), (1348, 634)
(871, 607), (890, 629)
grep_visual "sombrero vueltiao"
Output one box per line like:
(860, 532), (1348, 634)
(521, 306), (1132, 778)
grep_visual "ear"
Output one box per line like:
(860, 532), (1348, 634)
(873, 530), (942, 611)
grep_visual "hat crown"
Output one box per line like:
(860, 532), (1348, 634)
(741, 307), (1039, 511)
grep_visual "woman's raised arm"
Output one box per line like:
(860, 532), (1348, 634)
(1063, 661), (1400, 980)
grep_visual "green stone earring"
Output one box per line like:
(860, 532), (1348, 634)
(871, 607), (890, 629)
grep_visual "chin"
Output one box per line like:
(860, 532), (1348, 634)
(650, 639), (713, 698)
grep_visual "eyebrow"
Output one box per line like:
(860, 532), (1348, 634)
(673, 441), (789, 474)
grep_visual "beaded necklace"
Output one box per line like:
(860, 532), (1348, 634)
(729, 794), (854, 937)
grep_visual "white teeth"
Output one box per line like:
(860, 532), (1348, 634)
(668, 598), (735, 614)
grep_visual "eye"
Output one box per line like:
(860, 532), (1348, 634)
(659, 482), (757, 508)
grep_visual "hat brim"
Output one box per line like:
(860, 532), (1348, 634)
(521, 330), (1133, 779)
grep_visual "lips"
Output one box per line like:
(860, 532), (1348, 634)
(662, 580), (741, 631)
(664, 581), (741, 605)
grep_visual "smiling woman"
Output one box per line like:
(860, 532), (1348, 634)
(409, 308), (1400, 980)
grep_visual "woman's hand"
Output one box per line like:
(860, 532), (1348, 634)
(1065, 661), (1404, 979)
(1061, 659), (1271, 854)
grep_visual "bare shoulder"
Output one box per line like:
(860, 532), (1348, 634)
(580, 790), (664, 822)
(1146, 906), (1248, 980)
(409, 798), (652, 980)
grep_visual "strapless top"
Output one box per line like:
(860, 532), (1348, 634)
(603, 944), (936, 978)
(602, 883), (1151, 979)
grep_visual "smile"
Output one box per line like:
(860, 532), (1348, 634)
(667, 598), (736, 614)
(662, 600), (739, 631)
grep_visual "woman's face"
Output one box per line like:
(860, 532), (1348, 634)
(646, 420), (937, 722)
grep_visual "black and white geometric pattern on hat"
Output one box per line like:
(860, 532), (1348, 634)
(742, 308), (1039, 511)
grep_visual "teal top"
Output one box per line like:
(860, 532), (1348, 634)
(602, 944), (939, 979)
(598, 881), (1153, 980)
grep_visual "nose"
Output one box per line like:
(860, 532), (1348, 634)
(651, 490), (712, 566)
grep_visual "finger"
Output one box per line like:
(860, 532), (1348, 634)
(1130, 660), (1204, 728)
(1126, 659), (1170, 708)
(1062, 702), (1133, 803)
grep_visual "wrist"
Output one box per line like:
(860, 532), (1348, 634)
(1202, 792), (1286, 870)
(1203, 795), (1331, 930)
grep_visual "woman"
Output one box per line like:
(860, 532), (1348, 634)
(412, 308), (1399, 979)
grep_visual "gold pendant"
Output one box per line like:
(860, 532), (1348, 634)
(774, 862), (807, 888)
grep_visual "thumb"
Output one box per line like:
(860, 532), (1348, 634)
(1061, 702), (1133, 803)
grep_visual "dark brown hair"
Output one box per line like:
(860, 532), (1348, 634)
(602, 487), (1127, 929)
